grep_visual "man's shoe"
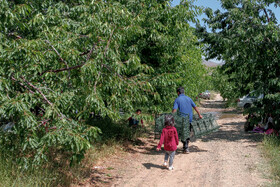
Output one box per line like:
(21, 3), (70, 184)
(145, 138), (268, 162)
(183, 148), (190, 154)
(168, 166), (174, 171)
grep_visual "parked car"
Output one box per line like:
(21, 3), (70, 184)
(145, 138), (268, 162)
(237, 91), (263, 109)
(199, 90), (211, 100)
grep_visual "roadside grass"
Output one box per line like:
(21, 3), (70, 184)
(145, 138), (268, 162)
(262, 135), (280, 186)
(0, 157), (63, 187)
(0, 117), (150, 186)
(0, 142), (124, 187)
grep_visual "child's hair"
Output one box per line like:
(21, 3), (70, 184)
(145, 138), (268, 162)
(165, 115), (175, 127)
(136, 109), (141, 113)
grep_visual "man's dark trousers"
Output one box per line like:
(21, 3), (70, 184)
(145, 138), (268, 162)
(181, 123), (192, 151)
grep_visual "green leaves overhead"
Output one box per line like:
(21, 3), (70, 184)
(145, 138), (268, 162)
(0, 0), (209, 166)
(196, 0), (280, 125)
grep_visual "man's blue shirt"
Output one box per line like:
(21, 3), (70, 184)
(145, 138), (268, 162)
(173, 94), (196, 122)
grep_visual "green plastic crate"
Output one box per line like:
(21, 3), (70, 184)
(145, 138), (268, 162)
(155, 112), (190, 141)
(155, 113), (219, 140)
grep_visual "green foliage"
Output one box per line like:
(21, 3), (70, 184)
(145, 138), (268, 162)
(196, 0), (280, 118)
(0, 116), (150, 187)
(262, 135), (280, 185)
(88, 117), (145, 142)
(0, 0), (209, 167)
(211, 67), (240, 105)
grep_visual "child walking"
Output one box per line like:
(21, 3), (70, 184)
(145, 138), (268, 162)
(156, 115), (179, 170)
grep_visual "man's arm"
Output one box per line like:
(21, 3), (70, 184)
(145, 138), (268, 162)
(194, 107), (203, 119)
(172, 99), (178, 113)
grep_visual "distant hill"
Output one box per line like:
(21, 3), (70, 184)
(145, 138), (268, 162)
(202, 60), (223, 67)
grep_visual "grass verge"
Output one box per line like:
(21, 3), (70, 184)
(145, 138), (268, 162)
(0, 118), (150, 186)
(262, 135), (280, 186)
(0, 157), (63, 187)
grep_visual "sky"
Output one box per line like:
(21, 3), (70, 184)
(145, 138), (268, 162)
(171, 0), (280, 63)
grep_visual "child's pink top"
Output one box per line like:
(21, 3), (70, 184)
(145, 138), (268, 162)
(157, 126), (179, 151)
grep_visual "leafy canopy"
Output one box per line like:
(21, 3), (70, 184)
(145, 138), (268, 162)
(196, 0), (280, 126)
(0, 0), (209, 166)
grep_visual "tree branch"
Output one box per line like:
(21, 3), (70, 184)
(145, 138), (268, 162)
(94, 67), (102, 93)
(40, 44), (96, 76)
(86, 44), (96, 61)
(8, 33), (22, 39)
(40, 63), (85, 75)
(45, 40), (72, 82)
(11, 76), (35, 94)
(21, 76), (53, 106)
(102, 63), (124, 79)
(79, 50), (90, 56)
(104, 28), (115, 56)
(45, 40), (69, 68)
(13, 77), (67, 120)
(93, 28), (115, 93)
(263, 9), (270, 23)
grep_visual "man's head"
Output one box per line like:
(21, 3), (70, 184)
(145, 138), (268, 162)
(176, 87), (184, 95)
(136, 109), (142, 115)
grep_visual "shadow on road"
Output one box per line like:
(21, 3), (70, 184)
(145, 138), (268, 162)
(189, 145), (208, 152)
(176, 145), (208, 154)
(200, 100), (225, 109)
(196, 97), (264, 144)
(198, 121), (263, 143)
(125, 96), (263, 157)
(142, 163), (166, 170)
(89, 170), (119, 186)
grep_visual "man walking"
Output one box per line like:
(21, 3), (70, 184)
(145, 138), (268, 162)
(172, 87), (203, 153)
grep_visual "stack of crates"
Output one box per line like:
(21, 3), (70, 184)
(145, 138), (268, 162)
(154, 112), (219, 140)
(191, 113), (219, 138)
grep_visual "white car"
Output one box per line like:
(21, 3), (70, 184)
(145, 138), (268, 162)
(237, 92), (263, 109)
(199, 90), (211, 100)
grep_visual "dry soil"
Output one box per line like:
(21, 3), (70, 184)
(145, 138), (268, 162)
(80, 94), (270, 187)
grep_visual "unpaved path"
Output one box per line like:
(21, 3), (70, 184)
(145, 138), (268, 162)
(85, 94), (270, 187)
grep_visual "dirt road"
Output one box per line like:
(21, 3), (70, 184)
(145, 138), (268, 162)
(88, 94), (269, 187)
